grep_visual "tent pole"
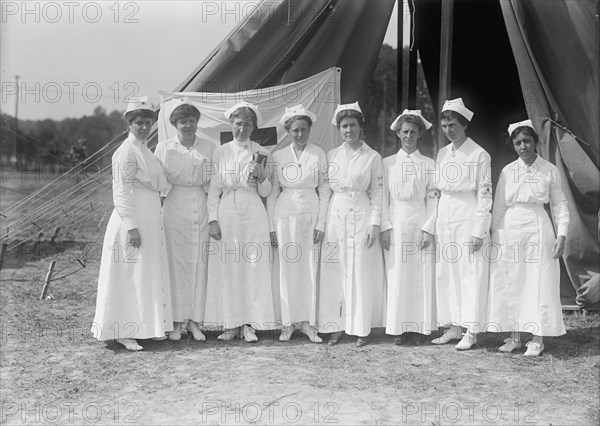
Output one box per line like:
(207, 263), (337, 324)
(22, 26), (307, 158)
(397, 0), (404, 152)
(437, 0), (454, 155)
(408, 0), (418, 109)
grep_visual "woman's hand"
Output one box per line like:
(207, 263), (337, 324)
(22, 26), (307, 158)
(208, 221), (222, 240)
(270, 231), (279, 248)
(380, 229), (392, 251)
(247, 161), (267, 183)
(128, 228), (141, 248)
(366, 225), (380, 248)
(469, 236), (483, 253)
(553, 235), (566, 258)
(313, 229), (324, 244)
(420, 231), (434, 250)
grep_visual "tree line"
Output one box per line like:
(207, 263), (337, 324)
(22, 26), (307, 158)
(1, 46), (434, 168)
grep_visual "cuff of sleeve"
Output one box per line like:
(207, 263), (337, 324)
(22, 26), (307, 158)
(471, 223), (489, 239)
(315, 221), (325, 232)
(557, 224), (568, 238)
(380, 220), (392, 232)
(124, 218), (137, 230)
(370, 214), (381, 227)
(421, 222), (435, 236)
(208, 213), (218, 223)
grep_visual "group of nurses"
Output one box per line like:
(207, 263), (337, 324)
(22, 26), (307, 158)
(382, 99), (569, 356)
(93, 96), (569, 357)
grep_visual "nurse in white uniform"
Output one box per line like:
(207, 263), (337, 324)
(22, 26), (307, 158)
(380, 110), (437, 344)
(154, 100), (215, 342)
(318, 102), (386, 347)
(92, 97), (172, 351)
(205, 102), (275, 342)
(267, 105), (330, 343)
(487, 120), (569, 356)
(431, 98), (492, 350)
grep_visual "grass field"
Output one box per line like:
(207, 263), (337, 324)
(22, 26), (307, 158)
(1, 175), (599, 425)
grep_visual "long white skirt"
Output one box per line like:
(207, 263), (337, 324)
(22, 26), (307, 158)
(163, 185), (209, 323)
(273, 189), (320, 326)
(385, 200), (436, 335)
(318, 191), (386, 336)
(435, 192), (489, 333)
(204, 189), (275, 330)
(487, 204), (566, 336)
(92, 188), (173, 341)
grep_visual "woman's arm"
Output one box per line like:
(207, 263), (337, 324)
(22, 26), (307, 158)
(112, 146), (138, 230)
(315, 148), (331, 233)
(207, 149), (224, 225)
(491, 170), (508, 233)
(472, 150), (493, 240)
(549, 167), (569, 257)
(366, 153), (384, 248)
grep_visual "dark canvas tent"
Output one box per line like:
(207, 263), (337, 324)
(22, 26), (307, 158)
(3, 0), (597, 306)
(174, 0), (598, 304)
(413, 0), (599, 303)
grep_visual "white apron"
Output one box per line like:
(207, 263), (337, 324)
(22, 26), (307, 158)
(318, 142), (386, 337)
(487, 157), (569, 336)
(382, 151), (437, 335)
(436, 192), (490, 330)
(434, 138), (492, 333)
(204, 140), (275, 330)
(268, 144), (329, 326)
(92, 135), (173, 341)
(155, 136), (214, 323)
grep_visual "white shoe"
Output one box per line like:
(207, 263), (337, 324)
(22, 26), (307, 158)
(524, 341), (544, 357)
(168, 324), (181, 341)
(455, 333), (477, 350)
(279, 325), (296, 342)
(151, 335), (168, 341)
(242, 325), (258, 343)
(217, 328), (238, 341)
(116, 338), (143, 351)
(499, 338), (522, 353)
(431, 327), (462, 345)
(300, 322), (322, 343)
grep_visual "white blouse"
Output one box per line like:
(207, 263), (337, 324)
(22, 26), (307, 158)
(381, 149), (438, 235)
(207, 139), (272, 223)
(267, 143), (330, 231)
(326, 142), (384, 226)
(492, 156), (569, 236)
(112, 133), (170, 230)
(435, 137), (493, 238)
(154, 135), (215, 193)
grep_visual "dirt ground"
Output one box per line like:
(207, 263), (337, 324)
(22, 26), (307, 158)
(1, 240), (599, 426)
(1, 176), (599, 425)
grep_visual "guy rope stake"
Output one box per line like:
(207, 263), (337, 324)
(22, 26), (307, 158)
(40, 260), (56, 300)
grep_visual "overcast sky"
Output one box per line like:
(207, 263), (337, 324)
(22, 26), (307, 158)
(1, 0), (399, 121)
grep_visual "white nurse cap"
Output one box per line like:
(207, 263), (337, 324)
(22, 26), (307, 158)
(390, 109), (433, 131)
(331, 101), (363, 125)
(278, 104), (317, 126)
(507, 119), (535, 135)
(224, 101), (263, 126)
(442, 98), (474, 121)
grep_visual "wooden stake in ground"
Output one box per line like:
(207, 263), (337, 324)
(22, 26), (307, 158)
(0, 243), (7, 271)
(40, 260), (56, 300)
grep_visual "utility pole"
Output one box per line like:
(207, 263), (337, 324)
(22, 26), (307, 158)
(14, 75), (20, 164)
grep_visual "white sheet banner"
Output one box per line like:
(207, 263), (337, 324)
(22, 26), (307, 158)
(158, 67), (342, 154)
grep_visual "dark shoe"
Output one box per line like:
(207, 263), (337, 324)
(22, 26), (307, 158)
(394, 337), (403, 345)
(328, 331), (344, 346)
(356, 337), (368, 347)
